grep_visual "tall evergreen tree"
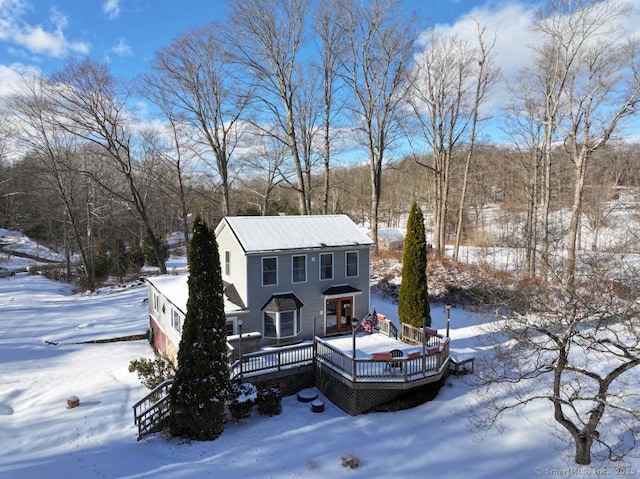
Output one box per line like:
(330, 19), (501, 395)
(168, 216), (230, 440)
(398, 201), (431, 328)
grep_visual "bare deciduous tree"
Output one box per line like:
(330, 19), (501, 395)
(143, 22), (252, 217)
(236, 130), (287, 215)
(452, 22), (499, 261)
(406, 28), (490, 256)
(474, 261), (640, 465)
(314, 0), (347, 215)
(337, 0), (416, 247)
(48, 58), (167, 274)
(551, 0), (640, 289)
(226, 0), (313, 215)
(9, 74), (95, 287)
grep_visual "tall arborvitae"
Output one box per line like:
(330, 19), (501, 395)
(398, 201), (431, 328)
(168, 216), (230, 440)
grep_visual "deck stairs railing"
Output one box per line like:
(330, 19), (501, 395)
(132, 378), (174, 440)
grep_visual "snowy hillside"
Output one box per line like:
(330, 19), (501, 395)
(0, 228), (69, 271)
(1, 269), (639, 478)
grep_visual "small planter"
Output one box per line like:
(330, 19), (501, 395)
(311, 399), (325, 413)
(297, 389), (318, 403)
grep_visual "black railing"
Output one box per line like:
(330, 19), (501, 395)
(229, 342), (314, 380)
(132, 379), (174, 440)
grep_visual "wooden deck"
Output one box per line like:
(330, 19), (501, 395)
(229, 325), (448, 384)
(134, 323), (452, 436)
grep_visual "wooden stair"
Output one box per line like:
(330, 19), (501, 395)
(132, 379), (174, 440)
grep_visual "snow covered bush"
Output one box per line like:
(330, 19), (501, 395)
(256, 382), (282, 416)
(228, 382), (257, 422)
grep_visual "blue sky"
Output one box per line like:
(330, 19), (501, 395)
(1, 0), (638, 145)
(0, 0), (547, 92)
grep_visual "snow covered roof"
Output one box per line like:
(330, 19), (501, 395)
(216, 215), (374, 253)
(378, 228), (405, 243)
(146, 274), (245, 315)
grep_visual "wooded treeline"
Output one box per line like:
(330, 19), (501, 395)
(0, 0), (638, 291)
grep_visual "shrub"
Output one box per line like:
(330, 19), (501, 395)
(256, 382), (282, 416)
(228, 382), (257, 422)
(128, 355), (174, 389)
(341, 454), (361, 469)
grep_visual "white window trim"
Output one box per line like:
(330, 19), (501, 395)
(171, 308), (182, 334)
(226, 316), (238, 335)
(346, 250), (359, 278)
(262, 256), (278, 286)
(291, 254), (307, 283)
(319, 252), (334, 281)
(263, 310), (301, 339)
(224, 250), (231, 276)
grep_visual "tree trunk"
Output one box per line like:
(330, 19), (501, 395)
(370, 152), (382, 251)
(574, 433), (593, 465)
(565, 151), (587, 290)
(540, 130), (552, 282)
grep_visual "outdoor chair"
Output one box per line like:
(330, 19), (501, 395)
(389, 349), (404, 371)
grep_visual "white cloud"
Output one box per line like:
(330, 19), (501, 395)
(424, 2), (537, 90)
(109, 37), (132, 57)
(0, 2), (90, 59)
(0, 0), (26, 41)
(103, 0), (121, 20)
(0, 62), (40, 96)
(416, 0), (640, 117)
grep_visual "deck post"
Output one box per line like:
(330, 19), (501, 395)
(351, 314), (358, 382)
(238, 319), (243, 381)
(422, 316), (426, 375)
(446, 304), (451, 338)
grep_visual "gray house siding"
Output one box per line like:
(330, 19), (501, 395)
(239, 246), (371, 344)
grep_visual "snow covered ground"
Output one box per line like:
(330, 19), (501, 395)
(2, 270), (638, 478)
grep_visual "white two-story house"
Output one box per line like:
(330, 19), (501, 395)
(146, 215), (375, 366)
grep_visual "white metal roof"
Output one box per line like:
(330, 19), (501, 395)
(146, 274), (245, 315)
(216, 215), (374, 253)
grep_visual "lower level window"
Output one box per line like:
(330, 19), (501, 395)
(263, 310), (300, 338)
(171, 308), (181, 333)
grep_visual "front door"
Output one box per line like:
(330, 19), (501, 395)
(325, 297), (353, 334)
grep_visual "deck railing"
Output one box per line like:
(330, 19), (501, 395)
(376, 318), (398, 339)
(401, 323), (443, 348)
(229, 341), (314, 380)
(314, 335), (449, 383)
(132, 378), (174, 440)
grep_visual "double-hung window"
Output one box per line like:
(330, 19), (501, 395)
(346, 251), (359, 277)
(262, 257), (278, 286)
(320, 253), (333, 280)
(171, 308), (181, 333)
(292, 255), (306, 283)
(153, 292), (159, 313)
(224, 250), (231, 276)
